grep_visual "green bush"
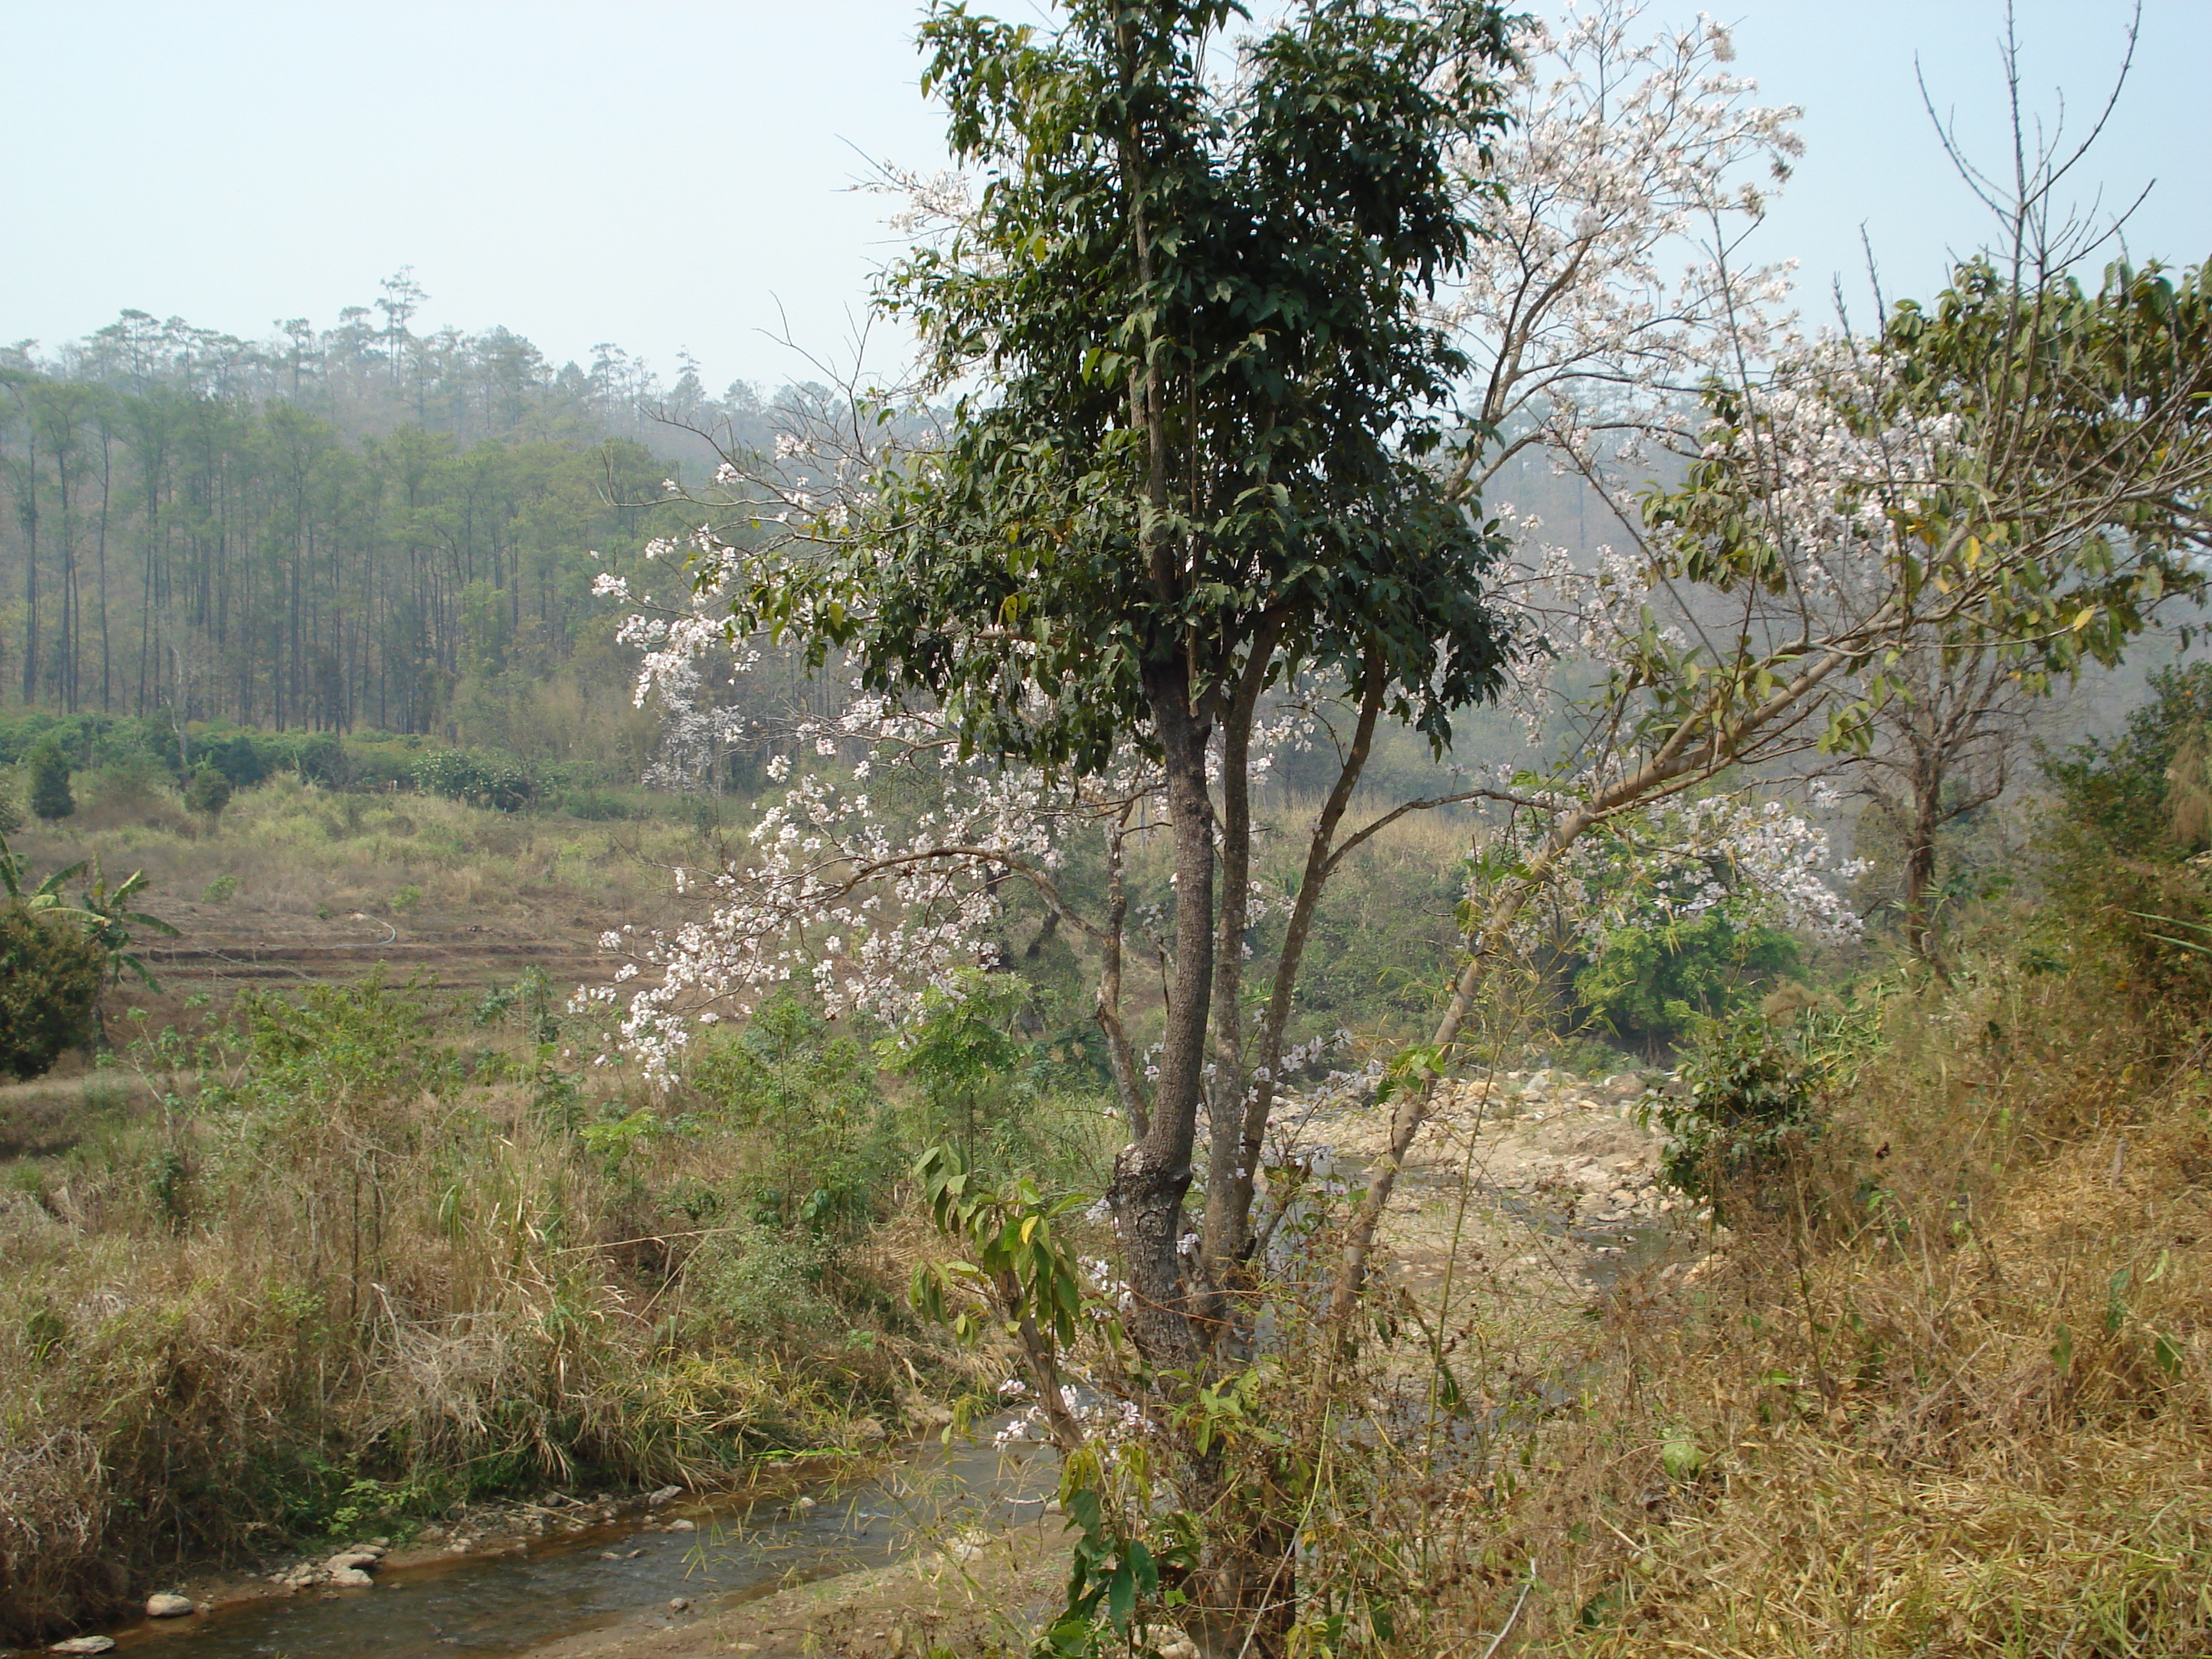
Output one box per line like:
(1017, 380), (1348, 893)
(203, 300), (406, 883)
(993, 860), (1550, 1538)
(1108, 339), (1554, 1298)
(2038, 662), (2212, 1008)
(688, 994), (901, 1235)
(0, 902), (104, 1079)
(557, 788), (639, 822)
(678, 1219), (847, 1346)
(27, 737), (74, 822)
(1641, 1005), (1846, 1215)
(413, 747), (538, 811)
(1575, 909), (1803, 1057)
(185, 765), (234, 819)
(287, 731), (347, 786)
(881, 969), (1030, 1170)
(2044, 661), (2212, 853)
(203, 730), (271, 788)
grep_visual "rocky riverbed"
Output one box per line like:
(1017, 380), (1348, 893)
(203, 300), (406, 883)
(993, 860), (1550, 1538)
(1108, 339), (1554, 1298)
(1312, 1066), (1712, 1305)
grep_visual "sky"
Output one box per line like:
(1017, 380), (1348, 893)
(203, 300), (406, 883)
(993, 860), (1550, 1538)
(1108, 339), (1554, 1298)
(1, 1), (2206, 393)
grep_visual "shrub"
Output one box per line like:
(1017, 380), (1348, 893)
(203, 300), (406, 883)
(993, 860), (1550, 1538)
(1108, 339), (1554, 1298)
(677, 1219), (847, 1346)
(2038, 661), (2212, 1012)
(184, 765), (233, 819)
(0, 902), (104, 1079)
(557, 788), (637, 822)
(1641, 1003), (1850, 1214)
(2044, 660), (2212, 853)
(413, 748), (537, 811)
(77, 755), (188, 832)
(287, 732), (347, 786)
(202, 731), (270, 788)
(881, 968), (1030, 1171)
(688, 994), (902, 1235)
(1575, 909), (1804, 1058)
(27, 737), (73, 822)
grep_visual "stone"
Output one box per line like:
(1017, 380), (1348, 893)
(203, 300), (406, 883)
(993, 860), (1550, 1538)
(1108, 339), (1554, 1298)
(669, 1598), (693, 1612)
(145, 1592), (197, 1618)
(326, 1566), (374, 1588)
(647, 1485), (683, 1507)
(665, 1517), (697, 1532)
(50, 1639), (117, 1655)
(793, 1495), (819, 1511)
(600, 1552), (621, 1562)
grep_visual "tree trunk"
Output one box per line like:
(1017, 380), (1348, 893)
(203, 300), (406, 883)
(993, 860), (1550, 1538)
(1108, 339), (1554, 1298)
(1903, 763), (1943, 967)
(1111, 659), (1214, 1373)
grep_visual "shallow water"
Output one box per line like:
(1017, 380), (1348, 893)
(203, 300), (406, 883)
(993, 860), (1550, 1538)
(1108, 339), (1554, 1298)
(87, 1434), (1056, 1659)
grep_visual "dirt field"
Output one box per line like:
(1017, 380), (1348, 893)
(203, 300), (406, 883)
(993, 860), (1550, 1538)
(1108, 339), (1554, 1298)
(6, 778), (709, 1051)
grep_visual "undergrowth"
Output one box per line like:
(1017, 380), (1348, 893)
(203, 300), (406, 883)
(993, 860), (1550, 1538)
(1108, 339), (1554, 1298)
(0, 976), (1112, 1641)
(1393, 916), (2212, 1657)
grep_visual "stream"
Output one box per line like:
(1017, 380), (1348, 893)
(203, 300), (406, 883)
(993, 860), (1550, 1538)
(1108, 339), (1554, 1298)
(45, 1126), (1681, 1659)
(68, 1432), (1055, 1659)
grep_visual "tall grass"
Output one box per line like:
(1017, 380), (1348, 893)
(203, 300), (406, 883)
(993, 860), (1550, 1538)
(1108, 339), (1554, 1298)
(0, 976), (1003, 1642)
(10, 772), (706, 933)
(1394, 914), (2212, 1655)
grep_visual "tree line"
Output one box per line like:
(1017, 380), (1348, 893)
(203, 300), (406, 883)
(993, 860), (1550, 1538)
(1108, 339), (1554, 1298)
(0, 278), (808, 740)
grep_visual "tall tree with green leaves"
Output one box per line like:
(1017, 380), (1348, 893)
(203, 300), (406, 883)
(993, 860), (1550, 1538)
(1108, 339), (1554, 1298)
(595, 2), (1517, 1642)
(875, 0), (1518, 1373)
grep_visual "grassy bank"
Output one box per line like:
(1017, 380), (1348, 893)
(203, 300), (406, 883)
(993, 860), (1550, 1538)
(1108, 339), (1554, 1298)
(1384, 918), (2212, 1655)
(0, 971), (1118, 1641)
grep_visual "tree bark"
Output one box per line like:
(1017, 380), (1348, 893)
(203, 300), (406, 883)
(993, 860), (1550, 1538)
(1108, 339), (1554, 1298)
(1111, 658), (1213, 1374)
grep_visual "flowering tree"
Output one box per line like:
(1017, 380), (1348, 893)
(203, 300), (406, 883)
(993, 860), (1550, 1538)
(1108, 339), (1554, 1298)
(590, 3), (2210, 1645)
(1434, 2), (1802, 497)
(599, 0), (1842, 1407)
(595, 2), (1527, 1638)
(1331, 255), (2212, 1324)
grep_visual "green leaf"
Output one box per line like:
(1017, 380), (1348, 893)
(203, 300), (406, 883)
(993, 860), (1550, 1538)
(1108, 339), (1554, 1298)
(1660, 1438), (1705, 1481)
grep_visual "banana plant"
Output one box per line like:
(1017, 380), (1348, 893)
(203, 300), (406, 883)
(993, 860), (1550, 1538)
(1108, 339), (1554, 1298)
(76, 861), (180, 989)
(0, 832), (179, 989)
(0, 832), (88, 916)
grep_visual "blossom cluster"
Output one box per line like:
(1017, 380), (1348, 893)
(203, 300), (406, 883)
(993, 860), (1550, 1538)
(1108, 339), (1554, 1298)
(1509, 788), (1866, 950)
(1439, 1), (1804, 490)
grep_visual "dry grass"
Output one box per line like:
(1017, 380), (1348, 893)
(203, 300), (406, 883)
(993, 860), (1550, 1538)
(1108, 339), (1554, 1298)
(1394, 918), (2212, 1657)
(0, 984), (938, 1642)
(11, 771), (706, 939)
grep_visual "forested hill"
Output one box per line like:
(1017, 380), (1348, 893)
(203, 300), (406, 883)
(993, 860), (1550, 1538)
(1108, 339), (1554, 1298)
(0, 278), (802, 740)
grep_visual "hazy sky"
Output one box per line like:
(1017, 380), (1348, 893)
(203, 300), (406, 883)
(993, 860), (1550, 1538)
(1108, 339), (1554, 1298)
(3, 1), (2205, 392)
